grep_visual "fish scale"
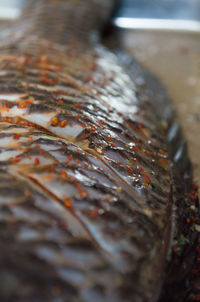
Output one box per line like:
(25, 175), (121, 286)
(0, 0), (198, 301)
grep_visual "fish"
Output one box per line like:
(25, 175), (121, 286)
(0, 0), (198, 301)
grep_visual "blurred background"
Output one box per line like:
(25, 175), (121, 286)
(0, 0), (199, 186)
(112, 0), (200, 187)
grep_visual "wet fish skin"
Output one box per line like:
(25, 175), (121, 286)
(0, 1), (197, 301)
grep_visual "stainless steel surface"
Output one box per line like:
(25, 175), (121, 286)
(114, 0), (200, 32)
(0, 0), (24, 19)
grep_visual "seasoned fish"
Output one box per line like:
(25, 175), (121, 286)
(0, 0), (198, 301)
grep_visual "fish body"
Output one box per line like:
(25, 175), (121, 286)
(0, 1), (198, 301)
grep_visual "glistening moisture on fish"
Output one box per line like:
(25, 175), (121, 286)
(0, 0), (199, 301)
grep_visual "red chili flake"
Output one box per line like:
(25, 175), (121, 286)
(10, 157), (21, 164)
(192, 217), (197, 222)
(64, 198), (73, 210)
(51, 117), (59, 127)
(143, 173), (151, 183)
(58, 100), (64, 104)
(89, 127), (95, 133)
(60, 120), (67, 128)
(138, 166), (143, 172)
(116, 161), (123, 165)
(67, 156), (72, 161)
(131, 157), (137, 162)
(13, 134), (20, 140)
(74, 103), (81, 108)
(41, 76), (51, 84)
(69, 124), (73, 128)
(16, 154), (23, 158)
(99, 120), (105, 125)
(84, 163), (89, 169)
(139, 121), (144, 127)
(127, 167), (134, 173)
(75, 159), (80, 163)
(17, 103), (27, 109)
(133, 147), (139, 152)
(90, 210), (99, 217)
(34, 158), (40, 166)
(82, 133), (89, 139)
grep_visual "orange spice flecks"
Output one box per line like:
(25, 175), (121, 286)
(90, 210), (99, 217)
(131, 157), (137, 162)
(60, 120), (67, 128)
(96, 148), (103, 154)
(186, 218), (191, 224)
(82, 133), (89, 139)
(42, 175), (53, 182)
(116, 187), (122, 193)
(65, 156), (72, 163)
(74, 103), (81, 108)
(143, 173), (151, 183)
(64, 197), (73, 209)
(75, 182), (88, 198)
(13, 135), (20, 140)
(133, 147), (139, 153)
(41, 76), (52, 84)
(34, 158), (40, 166)
(127, 167), (133, 173)
(51, 117), (59, 127)
(99, 120), (105, 125)
(40, 55), (49, 64)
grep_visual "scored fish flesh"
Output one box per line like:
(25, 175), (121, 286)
(0, 1), (198, 301)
